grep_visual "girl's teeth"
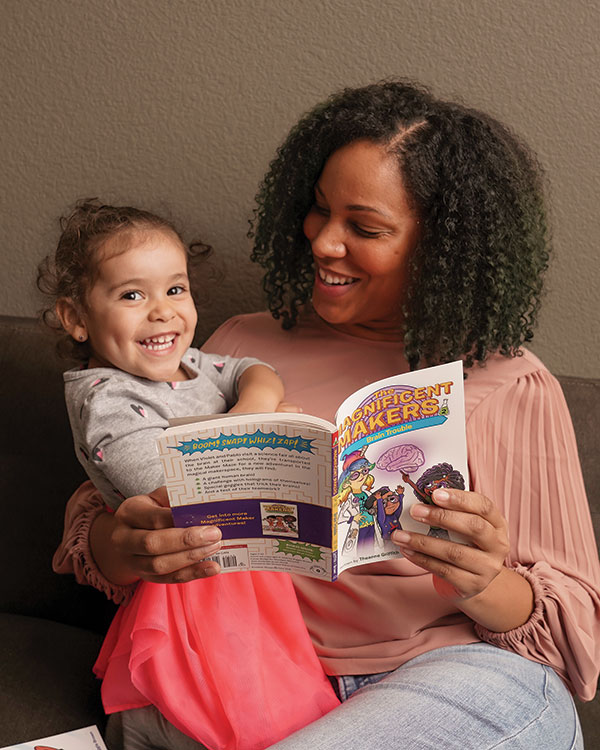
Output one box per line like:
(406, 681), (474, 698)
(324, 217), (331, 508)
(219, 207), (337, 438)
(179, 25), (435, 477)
(140, 335), (176, 350)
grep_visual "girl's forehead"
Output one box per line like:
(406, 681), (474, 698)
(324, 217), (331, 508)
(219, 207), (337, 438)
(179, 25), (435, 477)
(98, 227), (182, 261)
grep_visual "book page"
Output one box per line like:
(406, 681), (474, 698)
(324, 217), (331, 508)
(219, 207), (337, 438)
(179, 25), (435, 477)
(332, 361), (468, 576)
(156, 416), (335, 580)
(1, 725), (107, 750)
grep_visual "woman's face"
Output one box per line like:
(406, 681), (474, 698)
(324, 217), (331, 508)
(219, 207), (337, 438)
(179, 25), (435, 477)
(303, 139), (420, 340)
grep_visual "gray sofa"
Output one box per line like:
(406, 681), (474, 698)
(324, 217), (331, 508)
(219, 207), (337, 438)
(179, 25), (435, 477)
(0, 314), (598, 746)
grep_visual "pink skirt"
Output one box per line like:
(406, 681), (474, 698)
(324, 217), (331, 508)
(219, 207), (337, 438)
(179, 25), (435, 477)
(94, 571), (339, 750)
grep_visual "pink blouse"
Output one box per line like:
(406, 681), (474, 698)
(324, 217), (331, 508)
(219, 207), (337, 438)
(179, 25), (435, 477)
(54, 310), (600, 700)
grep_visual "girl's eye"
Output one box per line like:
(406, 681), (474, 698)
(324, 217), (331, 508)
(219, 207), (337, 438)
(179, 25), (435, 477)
(121, 291), (142, 301)
(167, 285), (185, 296)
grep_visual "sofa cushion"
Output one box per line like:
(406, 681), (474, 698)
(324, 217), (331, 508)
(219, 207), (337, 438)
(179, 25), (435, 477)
(0, 613), (106, 746)
(0, 315), (116, 632)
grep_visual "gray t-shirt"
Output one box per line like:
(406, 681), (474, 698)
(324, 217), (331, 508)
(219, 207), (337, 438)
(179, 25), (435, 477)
(64, 347), (264, 509)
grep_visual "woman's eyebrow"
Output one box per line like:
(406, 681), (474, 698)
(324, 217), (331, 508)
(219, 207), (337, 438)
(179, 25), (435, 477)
(315, 182), (392, 219)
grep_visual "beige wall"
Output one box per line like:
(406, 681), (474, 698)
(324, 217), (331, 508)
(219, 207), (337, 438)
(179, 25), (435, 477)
(2, 0), (598, 377)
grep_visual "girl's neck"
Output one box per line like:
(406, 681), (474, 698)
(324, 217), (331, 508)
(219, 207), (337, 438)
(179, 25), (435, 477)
(87, 355), (190, 382)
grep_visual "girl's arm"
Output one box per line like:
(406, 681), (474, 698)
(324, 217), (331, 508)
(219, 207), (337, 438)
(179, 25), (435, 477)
(229, 364), (285, 414)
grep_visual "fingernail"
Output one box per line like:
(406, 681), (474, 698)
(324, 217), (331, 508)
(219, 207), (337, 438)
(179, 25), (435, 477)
(394, 530), (411, 544)
(204, 527), (221, 542)
(411, 503), (429, 519)
(433, 489), (450, 503)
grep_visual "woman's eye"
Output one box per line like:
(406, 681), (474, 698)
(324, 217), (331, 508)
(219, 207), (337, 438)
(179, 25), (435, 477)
(121, 290), (142, 301)
(312, 202), (330, 217)
(353, 225), (384, 238)
(167, 285), (185, 295)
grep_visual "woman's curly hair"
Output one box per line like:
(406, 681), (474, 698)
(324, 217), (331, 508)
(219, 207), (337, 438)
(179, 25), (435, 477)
(37, 199), (211, 362)
(249, 80), (550, 369)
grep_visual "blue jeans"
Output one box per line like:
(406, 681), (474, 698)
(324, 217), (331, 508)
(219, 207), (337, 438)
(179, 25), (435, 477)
(267, 644), (583, 749)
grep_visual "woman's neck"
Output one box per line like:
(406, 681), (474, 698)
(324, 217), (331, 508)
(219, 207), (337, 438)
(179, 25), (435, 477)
(317, 315), (404, 342)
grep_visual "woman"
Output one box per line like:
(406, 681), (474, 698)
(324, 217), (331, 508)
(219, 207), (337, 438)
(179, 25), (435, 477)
(55, 80), (600, 749)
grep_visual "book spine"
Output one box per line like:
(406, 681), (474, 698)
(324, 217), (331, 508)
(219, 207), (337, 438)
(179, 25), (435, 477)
(331, 429), (339, 497)
(331, 430), (339, 581)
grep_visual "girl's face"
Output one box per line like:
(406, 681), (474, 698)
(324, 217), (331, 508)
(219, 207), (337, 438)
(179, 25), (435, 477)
(303, 139), (420, 340)
(347, 464), (371, 493)
(79, 229), (197, 381)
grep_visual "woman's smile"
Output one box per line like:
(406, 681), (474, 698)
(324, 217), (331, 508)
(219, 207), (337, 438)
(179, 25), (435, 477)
(316, 267), (359, 287)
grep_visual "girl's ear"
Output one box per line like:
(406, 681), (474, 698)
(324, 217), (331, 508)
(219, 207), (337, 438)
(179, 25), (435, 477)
(56, 298), (88, 343)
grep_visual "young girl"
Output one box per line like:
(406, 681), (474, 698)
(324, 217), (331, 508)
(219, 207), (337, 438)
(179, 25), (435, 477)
(39, 200), (339, 749)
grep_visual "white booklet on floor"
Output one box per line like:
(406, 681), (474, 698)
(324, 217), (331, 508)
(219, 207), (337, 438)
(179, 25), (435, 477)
(0, 725), (107, 750)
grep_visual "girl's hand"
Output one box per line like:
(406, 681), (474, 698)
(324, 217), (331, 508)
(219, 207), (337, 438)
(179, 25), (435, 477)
(391, 488), (510, 601)
(275, 401), (302, 413)
(91, 488), (222, 585)
(228, 364), (285, 414)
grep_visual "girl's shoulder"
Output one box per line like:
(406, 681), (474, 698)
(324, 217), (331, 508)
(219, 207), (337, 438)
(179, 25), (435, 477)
(63, 364), (125, 391)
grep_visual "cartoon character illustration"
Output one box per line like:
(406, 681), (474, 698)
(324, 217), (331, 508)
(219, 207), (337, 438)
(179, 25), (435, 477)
(272, 516), (288, 533)
(265, 515), (278, 531)
(283, 514), (298, 533)
(336, 447), (382, 554)
(367, 484), (404, 539)
(402, 462), (465, 538)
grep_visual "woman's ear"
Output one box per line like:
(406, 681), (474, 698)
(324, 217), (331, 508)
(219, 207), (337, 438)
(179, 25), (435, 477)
(56, 298), (88, 342)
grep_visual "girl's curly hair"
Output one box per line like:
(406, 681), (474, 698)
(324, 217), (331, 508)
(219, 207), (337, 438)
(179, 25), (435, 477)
(416, 462), (466, 494)
(37, 199), (211, 362)
(249, 80), (550, 369)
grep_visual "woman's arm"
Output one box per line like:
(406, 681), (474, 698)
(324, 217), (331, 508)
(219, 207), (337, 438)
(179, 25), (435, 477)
(393, 488), (535, 631)
(53, 483), (224, 597)
(89, 488), (223, 585)
(394, 368), (600, 699)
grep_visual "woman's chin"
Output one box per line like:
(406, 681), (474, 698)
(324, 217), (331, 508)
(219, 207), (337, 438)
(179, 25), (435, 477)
(311, 294), (354, 328)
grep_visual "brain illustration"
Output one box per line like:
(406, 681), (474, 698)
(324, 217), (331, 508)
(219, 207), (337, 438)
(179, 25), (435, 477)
(376, 443), (425, 473)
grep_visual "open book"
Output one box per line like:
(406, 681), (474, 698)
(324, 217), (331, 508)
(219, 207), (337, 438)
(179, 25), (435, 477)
(156, 360), (468, 581)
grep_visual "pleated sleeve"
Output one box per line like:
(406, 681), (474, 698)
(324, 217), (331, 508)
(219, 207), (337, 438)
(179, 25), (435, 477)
(467, 368), (600, 699)
(52, 480), (136, 605)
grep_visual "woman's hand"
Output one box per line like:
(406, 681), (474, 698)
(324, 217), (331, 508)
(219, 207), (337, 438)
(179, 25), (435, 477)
(392, 488), (509, 599)
(90, 488), (222, 586)
(391, 488), (534, 632)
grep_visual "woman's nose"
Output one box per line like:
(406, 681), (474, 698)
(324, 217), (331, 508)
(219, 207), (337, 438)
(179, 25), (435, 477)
(309, 221), (347, 259)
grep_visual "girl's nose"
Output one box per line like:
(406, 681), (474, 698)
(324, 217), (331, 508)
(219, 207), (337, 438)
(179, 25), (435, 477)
(148, 298), (176, 322)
